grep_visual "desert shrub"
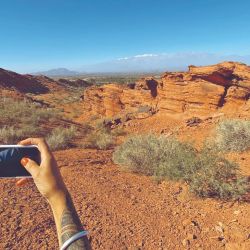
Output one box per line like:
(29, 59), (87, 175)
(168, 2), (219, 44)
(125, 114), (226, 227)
(189, 148), (248, 199)
(113, 134), (197, 178)
(84, 130), (114, 150)
(0, 98), (58, 125)
(94, 117), (126, 136)
(113, 134), (248, 200)
(0, 97), (59, 143)
(46, 126), (77, 151)
(95, 118), (111, 132)
(111, 127), (126, 136)
(214, 119), (250, 152)
(0, 125), (38, 144)
(0, 126), (22, 144)
(137, 105), (152, 113)
(81, 119), (116, 150)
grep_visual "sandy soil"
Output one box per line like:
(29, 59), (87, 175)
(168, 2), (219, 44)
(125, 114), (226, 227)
(1, 148), (249, 250)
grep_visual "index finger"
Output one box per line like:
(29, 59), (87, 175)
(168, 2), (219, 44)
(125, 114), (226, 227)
(18, 138), (52, 160)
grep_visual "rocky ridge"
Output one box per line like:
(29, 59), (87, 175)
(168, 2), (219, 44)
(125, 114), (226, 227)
(0, 68), (60, 94)
(0, 68), (92, 96)
(82, 62), (250, 119)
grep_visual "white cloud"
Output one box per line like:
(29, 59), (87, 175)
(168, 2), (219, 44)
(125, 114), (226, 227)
(117, 57), (129, 60)
(134, 53), (158, 58)
(117, 54), (158, 61)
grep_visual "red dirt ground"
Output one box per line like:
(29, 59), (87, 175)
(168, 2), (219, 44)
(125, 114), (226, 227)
(1, 148), (250, 250)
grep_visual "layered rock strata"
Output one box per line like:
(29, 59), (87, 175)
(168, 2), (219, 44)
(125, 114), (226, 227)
(82, 62), (250, 118)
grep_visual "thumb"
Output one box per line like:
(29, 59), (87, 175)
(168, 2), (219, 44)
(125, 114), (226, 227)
(21, 158), (39, 177)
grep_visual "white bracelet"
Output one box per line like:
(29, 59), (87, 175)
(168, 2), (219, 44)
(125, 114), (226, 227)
(60, 231), (89, 250)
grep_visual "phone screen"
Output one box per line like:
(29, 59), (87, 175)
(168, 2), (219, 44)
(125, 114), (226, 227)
(0, 146), (41, 178)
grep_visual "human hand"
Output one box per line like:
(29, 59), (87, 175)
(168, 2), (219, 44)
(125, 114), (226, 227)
(16, 138), (90, 249)
(16, 138), (67, 203)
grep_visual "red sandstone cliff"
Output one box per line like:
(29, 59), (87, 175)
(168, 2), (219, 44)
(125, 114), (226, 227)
(82, 62), (250, 119)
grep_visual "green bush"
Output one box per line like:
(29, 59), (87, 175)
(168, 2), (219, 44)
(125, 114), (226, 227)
(46, 126), (77, 151)
(113, 134), (248, 200)
(84, 130), (114, 150)
(189, 148), (248, 199)
(113, 134), (197, 179)
(214, 119), (250, 152)
(82, 119), (115, 150)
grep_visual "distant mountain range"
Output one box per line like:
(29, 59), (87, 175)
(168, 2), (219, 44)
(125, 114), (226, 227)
(34, 68), (79, 77)
(31, 53), (250, 76)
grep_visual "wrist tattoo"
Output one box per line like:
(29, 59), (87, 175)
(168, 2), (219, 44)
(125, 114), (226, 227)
(60, 193), (91, 250)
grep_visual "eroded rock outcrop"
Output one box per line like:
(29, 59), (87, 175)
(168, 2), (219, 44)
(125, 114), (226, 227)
(159, 72), (225, 114)
(0, 68), (50, 94)
(0, 68), (69, 94)
(82, 62), (250, 119)
(83, 82), (157, 117)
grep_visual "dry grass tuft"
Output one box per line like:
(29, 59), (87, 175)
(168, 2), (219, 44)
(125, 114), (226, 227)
(46, 126), (78, 151)
(83, 120), (114, 150)
(215, 119), (250, 152)
(0, 97), (58, 144)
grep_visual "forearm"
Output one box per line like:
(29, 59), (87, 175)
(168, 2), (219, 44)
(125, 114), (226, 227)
(49, 190), (90, 249)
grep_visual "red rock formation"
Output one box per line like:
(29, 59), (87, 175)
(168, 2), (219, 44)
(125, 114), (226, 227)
(82, 62), (250, 119)
(0, 68), (49, 93)
(135, 77), (158, 97)
(83, 78), (158, 117)
(0, 68), (68, 94)
(159, 72), (225, 114)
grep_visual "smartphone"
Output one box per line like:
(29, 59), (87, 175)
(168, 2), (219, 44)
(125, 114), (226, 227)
(0, 145), (41, 178)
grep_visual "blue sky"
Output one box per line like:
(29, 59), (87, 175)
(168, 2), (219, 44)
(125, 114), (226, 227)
(0, 0), (250, 73)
